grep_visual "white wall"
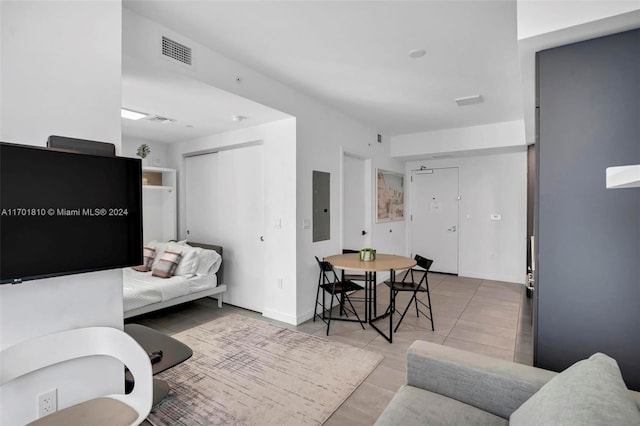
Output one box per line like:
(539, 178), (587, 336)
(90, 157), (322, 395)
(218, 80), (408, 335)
(168, 119), (298, 324)
(405, 152), (527, 284)
(517, 0), (640, 40)
(296, 116), (406, 322)
(391, 120), (526, 159)
(123, 8), (405, 324)
(122, 136), (170, 167)
(0, 2), (123, 425)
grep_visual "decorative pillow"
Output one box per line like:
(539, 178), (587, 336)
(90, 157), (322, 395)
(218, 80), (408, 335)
(510, 353), (640, 426)
(168, 242), (200, 277)
(152, 250), (182, 278)
(132, 246), (156, 272)
(196, 248), (222, 276)
(147, 240), (169, 269)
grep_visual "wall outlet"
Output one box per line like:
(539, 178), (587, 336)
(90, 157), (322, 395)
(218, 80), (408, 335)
(38, 389), (57, 417)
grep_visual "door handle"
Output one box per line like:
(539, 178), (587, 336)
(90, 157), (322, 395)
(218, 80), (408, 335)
(448, 225), (457, 232)
(362, 230), (367, 236)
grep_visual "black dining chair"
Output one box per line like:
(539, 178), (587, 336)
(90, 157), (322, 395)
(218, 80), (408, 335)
(340, 249), (368, 306)
(340, 249), (367, 282)
(314, 256), (365, 335)
(383, 254), (435, 332)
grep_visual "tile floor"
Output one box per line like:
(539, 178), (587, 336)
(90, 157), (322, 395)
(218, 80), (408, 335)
(132, 273), (533, 425)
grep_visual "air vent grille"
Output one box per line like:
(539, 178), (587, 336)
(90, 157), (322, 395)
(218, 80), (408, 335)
(162, 36), (192, 66)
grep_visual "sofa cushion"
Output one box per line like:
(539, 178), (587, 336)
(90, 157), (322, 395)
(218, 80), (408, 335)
(510, 353), (640, 426)
(375, 385), (508, 426)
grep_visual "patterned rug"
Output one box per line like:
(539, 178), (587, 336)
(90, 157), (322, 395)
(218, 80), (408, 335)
(147, 314), (383, 425)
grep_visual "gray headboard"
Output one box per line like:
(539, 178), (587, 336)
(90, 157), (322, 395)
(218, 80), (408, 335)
(188, 242), (223, 284)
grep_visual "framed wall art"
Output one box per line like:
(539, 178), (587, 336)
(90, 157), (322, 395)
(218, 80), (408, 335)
(376, 169), (404, 223)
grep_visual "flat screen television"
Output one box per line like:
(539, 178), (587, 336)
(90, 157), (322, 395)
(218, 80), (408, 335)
(0, 142), (143, 284)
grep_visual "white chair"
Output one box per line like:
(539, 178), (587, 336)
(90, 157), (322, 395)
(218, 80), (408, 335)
(1, 326), (153, 426)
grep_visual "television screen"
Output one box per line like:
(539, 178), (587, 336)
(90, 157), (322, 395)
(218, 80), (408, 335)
(0, 142), (143, 284)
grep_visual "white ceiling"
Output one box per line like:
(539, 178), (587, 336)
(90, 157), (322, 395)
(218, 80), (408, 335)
(122, 0), (526, 142)
(122, 57), (292, 144)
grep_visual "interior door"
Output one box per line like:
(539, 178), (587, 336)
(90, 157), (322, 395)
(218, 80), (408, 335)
(343, 154), (368, 250)
(185, 153), (219, 243)
(217, 145), (265, 312)
(185, 146), (264, 312)
(411, 167), (459, 274)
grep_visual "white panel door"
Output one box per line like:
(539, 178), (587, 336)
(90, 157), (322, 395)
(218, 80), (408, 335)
(185, 146), (265, 312)
(218, 145), (264, 312)
(343, 155), (368, 250)
(185, 153), (219, 243)
(411, 168), (459, 274)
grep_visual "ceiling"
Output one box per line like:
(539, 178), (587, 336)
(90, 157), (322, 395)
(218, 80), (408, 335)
(122, 0), (525, 143)
(122, 57), (292, 143)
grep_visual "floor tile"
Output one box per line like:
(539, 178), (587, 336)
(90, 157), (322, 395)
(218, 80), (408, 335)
(442, 336), (515, 361)
(130, 275), (534, 425)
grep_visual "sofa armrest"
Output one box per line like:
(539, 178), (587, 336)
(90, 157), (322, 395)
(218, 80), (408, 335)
(406, 340), (556, 419)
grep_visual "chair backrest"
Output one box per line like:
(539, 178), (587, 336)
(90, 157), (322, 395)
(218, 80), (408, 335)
(414, 254), (433, 271)
(315, 256), (340, 284)
(1, 327), (153, 426)
(315, 256), (333, 272)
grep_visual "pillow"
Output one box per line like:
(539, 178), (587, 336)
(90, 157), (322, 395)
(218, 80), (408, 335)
(196, 248), (222, 276)
(152, 250), (182, 278)
(168, 242), (200, 277)
(510, 353), (640, 426)
(146, 240), (169, 269)
(131, 246), (156, 272)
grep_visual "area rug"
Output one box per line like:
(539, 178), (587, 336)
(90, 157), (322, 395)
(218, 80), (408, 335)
(147, 314), (383, 426)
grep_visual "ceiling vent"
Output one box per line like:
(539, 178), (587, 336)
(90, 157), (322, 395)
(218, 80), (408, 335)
(146, 115), (176, 124)
(162, 36), (192, 66)
(455, 95), (483, 106)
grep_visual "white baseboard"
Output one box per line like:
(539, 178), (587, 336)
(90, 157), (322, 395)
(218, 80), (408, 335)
(459, 270), (526, 285)
(262, 308), (298, 325)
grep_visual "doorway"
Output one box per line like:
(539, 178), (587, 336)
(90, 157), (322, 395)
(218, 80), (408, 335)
(410, 167), (459, 274)
(342, 153), (371, 250)
(185, 144), (265, 312)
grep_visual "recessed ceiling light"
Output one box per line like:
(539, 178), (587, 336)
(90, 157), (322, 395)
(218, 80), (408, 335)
(408, 49), (426, 58)
(121, 108), (148, 120)
(455, 95), (483, 106)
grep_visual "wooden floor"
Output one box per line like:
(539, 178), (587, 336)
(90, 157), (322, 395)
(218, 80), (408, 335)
(132, 273), (533, 425)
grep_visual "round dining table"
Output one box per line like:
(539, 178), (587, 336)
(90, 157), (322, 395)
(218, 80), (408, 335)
(323, 252), (416, 343)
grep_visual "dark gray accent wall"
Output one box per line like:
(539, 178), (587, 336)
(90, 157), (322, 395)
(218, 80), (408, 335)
(536, 29), (640, 390)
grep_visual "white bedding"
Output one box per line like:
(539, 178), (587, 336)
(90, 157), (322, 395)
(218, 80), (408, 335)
(123, 268), (218, 313)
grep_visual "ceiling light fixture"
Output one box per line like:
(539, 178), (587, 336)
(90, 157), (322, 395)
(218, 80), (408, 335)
(121, 108), (148, 120)
(408, 49), (426, 59)
(455, 95), (483, 106)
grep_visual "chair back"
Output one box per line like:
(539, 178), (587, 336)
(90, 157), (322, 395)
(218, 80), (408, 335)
(315, 256), (333, 272)
(1, 327), (153, 426)
(414, 255), (433, 271)
(315, 256), (340, 282)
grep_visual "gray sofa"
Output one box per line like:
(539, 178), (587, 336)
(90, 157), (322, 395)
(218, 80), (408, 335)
(375, 340), (640, 425)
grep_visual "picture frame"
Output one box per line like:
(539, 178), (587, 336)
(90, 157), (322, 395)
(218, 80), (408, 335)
(376, 169), (405, 223)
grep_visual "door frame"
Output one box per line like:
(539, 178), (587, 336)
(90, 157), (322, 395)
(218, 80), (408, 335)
(409, 166), (461, 274)
(339, 148), (373, 250)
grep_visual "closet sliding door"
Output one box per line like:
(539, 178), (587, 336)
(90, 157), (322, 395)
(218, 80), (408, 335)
(186, 153), (220, 243)
(185, 144), (265, 312)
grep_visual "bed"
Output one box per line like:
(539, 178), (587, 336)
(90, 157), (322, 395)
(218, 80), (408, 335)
(123, 242), (226, 319)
